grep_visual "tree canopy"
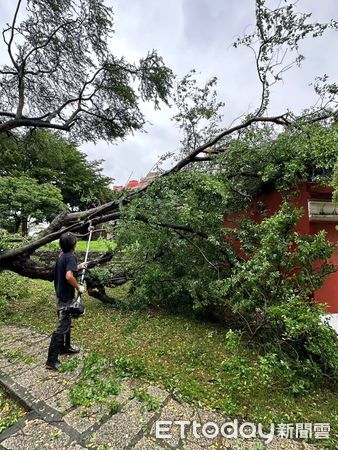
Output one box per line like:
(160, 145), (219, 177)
(0, 130), (115, 210)
(0, 0), (173, 139)
(0, 0), (336, 277)
(0, 175), (65, 235)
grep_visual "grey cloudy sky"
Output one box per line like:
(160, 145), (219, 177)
(1, 0), (337, 184)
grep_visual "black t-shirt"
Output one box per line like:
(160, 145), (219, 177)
(54, 252), (78, 301)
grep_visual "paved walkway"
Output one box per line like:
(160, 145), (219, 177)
(0, 325), (318, 450)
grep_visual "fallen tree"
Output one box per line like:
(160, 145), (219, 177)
(1, 0), (338, 385)
(0, 0), (337, 302)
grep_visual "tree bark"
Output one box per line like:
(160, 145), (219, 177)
(14, 217), (21, 234)
(21, 217), (28, 236)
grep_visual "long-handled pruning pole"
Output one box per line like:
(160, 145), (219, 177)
(66, 220), (95, 318)
(76, 220), (94, 303)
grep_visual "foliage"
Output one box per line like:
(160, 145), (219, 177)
(0, 388), (27, 434)
(234, 0), (338, 115)
(0, 175), (65, 235)
(0, 0), (337, 445)
(59, 357), (80, 373)
(171, 70), (225, 155)
(0, 268), (34, 323)
(0, 130), (116, 210)
(333, 162), (338, 204)
(110, 123), (338, 383)
(2, 278), (337, 448)
(0, 0), (173, 139)
(69, 353), (120, 407)
(210, 123), (338, 211)
(107, 399), (122, 415)
(116, 170), (230, 312)
(132, 388), (160, 411)
(215, 204), (338, 381)
(0, 230), (28, 251)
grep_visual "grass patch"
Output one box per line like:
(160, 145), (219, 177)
(0, 387), (27, 433)
(59, 357), (81, 373)
(1, 271), (337, 448)
(41, 239), (115, 252)
(107, 399), (123, 415)
(2, 348), (35, 365)
(132, 388), (160, 412)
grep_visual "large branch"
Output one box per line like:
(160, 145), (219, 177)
(3, 250), (122, 305)
(0, 108), (332, 267)
(3, 250), (114, 279)
(4, 0), (22, 70)
(0, 117), (73, 133)
(162, 114), (291, 176)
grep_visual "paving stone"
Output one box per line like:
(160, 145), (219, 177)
(184, 408), (228, 448)
(5, 357), (39, 376)
(14, 365), (54, 388)
(216, 437), (317, 449)
(149, 398), (195, 447)
(21, 339), (50, 359)
(0, 334), (16, 345)
(0, 335), (47, 354)
(113, 378), (135, 405)
(221, 439), (265, 449)
(133, 436), (165, 449)
(265, 437), (315, 449)
(0, 349), (48, 377)
(1, 418), (72, 450)
(0, 326), (33, 341)
(0, 326), (318, 450)
(146, 384), (170, 404)
(0, 355), (13, 369)
(64, 404), (108, 433)
(0, 339), (30, 354)
(181, 442), (207, 450)
(28, 376), (69, 401)
(88, 398), (157, 449)
(45, 387), (73, 414)
(67, 444), (88, 450)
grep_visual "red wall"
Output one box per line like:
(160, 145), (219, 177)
(311, 221), (338, 312)
(225, 183), (338, 312)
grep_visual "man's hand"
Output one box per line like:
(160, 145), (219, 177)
(77, 262), (88, 270)
(78, 285), (85, 294)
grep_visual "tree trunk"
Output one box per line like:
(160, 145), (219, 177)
(14, 217), (21, 234)
(2, 251), (127, 305)
(21, 217), (28, 236)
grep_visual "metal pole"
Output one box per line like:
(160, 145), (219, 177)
(77, 220), (94, 303)
(80, 220), (94, 285)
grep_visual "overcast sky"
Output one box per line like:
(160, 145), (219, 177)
(1, 1), (337, 184)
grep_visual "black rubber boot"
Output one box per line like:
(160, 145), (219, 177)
(60, 329), (80, 355)
(65, 329), (71, 349)
(46, 332), (63, 370)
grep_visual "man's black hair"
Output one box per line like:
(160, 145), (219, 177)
(59, 232), (77, 253)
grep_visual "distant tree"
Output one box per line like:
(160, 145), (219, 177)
(0, 130), (115, 210)
(0, 0), (173, 139)
(0, 176), (65, 235)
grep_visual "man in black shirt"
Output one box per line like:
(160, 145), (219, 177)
(46, 232), (86, 371)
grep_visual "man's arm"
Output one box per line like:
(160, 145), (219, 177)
(66, 270), (82, 292)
